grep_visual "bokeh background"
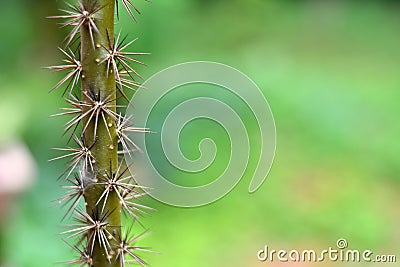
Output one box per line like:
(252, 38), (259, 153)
(0, 0), (399, 266)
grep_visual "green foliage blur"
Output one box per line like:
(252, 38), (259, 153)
(0, 0), (399, 266)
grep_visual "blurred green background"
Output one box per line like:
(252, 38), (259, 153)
(0, 0), (399, 266)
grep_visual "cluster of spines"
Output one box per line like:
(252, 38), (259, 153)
(47, 0), (153, 266)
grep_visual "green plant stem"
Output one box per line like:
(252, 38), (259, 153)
(80, 0), (120, 266)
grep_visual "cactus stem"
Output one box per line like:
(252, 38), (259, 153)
(48, 0), (152, 265)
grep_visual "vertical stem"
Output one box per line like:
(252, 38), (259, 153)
(80, 0), (120, 266)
